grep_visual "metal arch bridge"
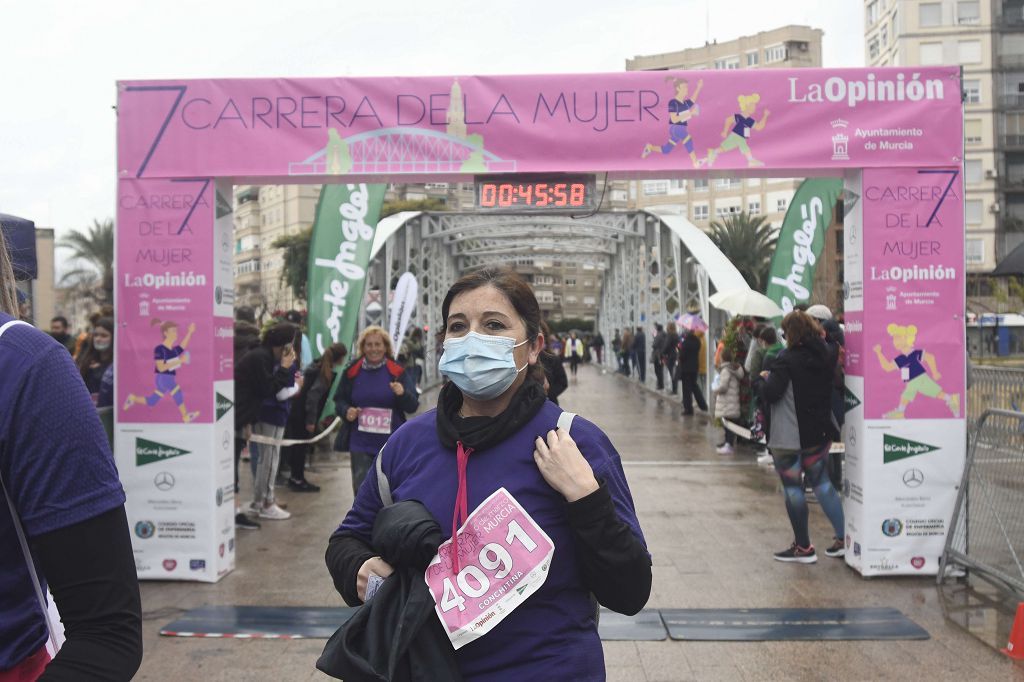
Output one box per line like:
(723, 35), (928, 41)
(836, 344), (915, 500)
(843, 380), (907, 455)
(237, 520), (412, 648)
(288, 127), (517, 175)
(359, 210), (749, 387)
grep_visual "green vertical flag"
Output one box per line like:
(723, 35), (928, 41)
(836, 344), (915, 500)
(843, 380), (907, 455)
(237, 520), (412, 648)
(764, 178), (843, 316)
(307, 183), (386, 421)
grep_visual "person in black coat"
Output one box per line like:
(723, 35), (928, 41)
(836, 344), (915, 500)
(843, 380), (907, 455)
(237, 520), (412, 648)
(632, 326), (647, 382)
(662, 322), (680, 394)
(752, 311), (844, 564)
(651, 323), (667, 390)
(677, 329), (707, 414)
(540, 323), (569, 404)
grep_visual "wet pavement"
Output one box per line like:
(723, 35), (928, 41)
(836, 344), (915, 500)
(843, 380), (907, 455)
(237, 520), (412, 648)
(134, 364), (1024, 681)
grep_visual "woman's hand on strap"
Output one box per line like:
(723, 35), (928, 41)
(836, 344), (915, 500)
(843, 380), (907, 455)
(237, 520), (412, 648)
(356, 556), (394, 602)
(533, 429), (600, 503)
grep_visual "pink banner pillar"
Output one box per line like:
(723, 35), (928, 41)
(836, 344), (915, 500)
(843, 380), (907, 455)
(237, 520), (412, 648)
(842, 167), (967, 577)
(114, 177), (236, 582)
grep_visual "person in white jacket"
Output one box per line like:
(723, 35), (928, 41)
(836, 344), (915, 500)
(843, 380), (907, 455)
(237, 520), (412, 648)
(713, 347), (746, 454)
(564, 331), (585, 377)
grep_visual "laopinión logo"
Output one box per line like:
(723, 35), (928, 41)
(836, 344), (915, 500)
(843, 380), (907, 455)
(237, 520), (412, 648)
(881, 518), (904, 537)
(883, 434), (939, 464)
(134, 520), (156, 539)
(136, 438), (191, 467)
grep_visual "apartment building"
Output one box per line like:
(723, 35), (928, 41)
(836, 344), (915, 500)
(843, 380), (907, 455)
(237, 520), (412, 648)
(865, 0), (1024, 272)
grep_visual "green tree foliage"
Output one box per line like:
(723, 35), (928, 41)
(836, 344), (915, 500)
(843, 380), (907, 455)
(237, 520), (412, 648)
(272, 228), (313, 303)
(708, 212), (778, 291)
(380, 197), (447, 218)
(59, 218), (114, 305)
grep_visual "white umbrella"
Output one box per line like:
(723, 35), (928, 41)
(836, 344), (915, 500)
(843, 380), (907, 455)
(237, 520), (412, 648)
(708, 287), (784, 318)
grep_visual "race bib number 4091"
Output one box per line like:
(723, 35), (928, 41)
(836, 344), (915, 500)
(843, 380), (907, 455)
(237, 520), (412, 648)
(424, 488), (554, 650)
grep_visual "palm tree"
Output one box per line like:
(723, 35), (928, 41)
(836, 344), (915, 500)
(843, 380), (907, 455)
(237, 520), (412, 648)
(708, 212), (778, 291)
(60, 218), (114, 305)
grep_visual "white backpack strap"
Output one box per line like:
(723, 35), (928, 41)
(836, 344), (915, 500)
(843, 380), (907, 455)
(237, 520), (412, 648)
(0, 320), (62, 653)
(557, 411), (576, 433)
(375, 447), (393, 507)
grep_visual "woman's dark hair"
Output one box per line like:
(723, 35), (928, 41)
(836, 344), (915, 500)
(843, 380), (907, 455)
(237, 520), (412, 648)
(721, 347), (734, 363)
(263, 322), (298, 348)
(780, 310), (822, 349)
(758, 326), (778, 345)
(438, 266), (542, 346)
(76, 317), (114, 379)
(320, 342), (348, 385)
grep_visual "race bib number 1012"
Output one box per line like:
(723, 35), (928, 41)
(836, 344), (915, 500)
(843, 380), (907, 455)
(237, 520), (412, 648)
(424, 488), (554, 650)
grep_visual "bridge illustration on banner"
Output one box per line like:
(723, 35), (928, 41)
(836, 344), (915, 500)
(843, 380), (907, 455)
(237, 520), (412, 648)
(288, 127), (517, 176)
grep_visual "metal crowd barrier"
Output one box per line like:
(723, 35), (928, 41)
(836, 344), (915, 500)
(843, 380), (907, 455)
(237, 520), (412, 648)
(938, 408), (1024, 599)
(967, 365), (1024, 426)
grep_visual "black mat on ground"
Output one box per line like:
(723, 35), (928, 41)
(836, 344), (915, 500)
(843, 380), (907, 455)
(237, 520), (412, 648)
(598, 609), (668, 641)
(660, 608), (929, 641)
(159, 606), (357, 638)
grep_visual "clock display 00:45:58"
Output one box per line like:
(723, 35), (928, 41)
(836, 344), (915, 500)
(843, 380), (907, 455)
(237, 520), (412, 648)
(478, 182), (588, 209)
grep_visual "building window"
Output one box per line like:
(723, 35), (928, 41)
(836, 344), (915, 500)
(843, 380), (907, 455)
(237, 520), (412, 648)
(869, 37), (881, 60)
(746, 51), (759, 66)
(919, 42), (943, 65)
(765, 44), (788, 63)
(748, 200), (761, 215)
(643, 180), (668, 195)
(564, 278), (576, 287)
(692, 178), (709, 191)
(965, 199), (983, 224)
(713, 57), (740, 70)
(881, 24), (888, 46)
(965, 119), (983, 145)
(919, 2), (942, 27)
(959, 40), (982, 64)
(867, 1), (879, 26)
(583, 296), (596, 306)
(777, 198), (788, 212)
(715, 178), (739, 189)
(715, 204), (741, 217)
(693, 204), (709, 221)
(965, 237), (985, 264)
(964, 79), (981, 104)
(964, 159), (983, 183)
(957, 1), (980, 24)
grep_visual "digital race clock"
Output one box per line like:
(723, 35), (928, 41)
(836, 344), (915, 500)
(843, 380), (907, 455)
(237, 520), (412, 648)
(474, 174), (598, 213)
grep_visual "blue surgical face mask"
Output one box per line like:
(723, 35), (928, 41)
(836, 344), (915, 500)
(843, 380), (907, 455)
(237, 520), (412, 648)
(438, 331), (529, 401)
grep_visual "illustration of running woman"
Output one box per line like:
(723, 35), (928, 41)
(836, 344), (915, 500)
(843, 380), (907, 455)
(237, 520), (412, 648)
(124, 319), (200, 422)
(705, 94), (770, 167)
(873, 323), (960, 419)
(642, 77), (705, 167)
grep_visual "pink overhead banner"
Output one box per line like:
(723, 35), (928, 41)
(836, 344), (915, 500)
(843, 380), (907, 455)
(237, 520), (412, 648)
(117, 67), (962, 181)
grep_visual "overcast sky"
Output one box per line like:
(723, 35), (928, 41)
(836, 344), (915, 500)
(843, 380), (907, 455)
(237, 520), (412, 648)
(0, 0), (862, 256)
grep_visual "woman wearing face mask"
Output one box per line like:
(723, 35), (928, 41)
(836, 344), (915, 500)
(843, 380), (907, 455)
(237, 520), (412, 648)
(325, 267), (650, 681)
(75, 317), (114, 405)
(333, 326), (419, 496)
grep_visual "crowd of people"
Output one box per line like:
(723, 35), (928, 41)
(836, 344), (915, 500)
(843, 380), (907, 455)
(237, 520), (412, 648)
(606, 303), (848, 564)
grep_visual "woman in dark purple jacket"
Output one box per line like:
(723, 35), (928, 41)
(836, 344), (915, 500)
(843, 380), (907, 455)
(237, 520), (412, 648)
(326, 267), (650, 681)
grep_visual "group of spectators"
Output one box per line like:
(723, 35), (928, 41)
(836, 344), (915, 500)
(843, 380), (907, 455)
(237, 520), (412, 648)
(44, 309), (116, 411)
(231, 307), (423, 529)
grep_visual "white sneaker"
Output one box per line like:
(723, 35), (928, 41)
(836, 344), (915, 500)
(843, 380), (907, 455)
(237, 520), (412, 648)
(716, 444), (734, 455)
(757, 452), (774, 465)
(259, 503), (291, 520)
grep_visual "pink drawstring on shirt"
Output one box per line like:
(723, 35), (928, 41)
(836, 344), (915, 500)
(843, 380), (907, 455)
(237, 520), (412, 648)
(451, 441), (473, 575)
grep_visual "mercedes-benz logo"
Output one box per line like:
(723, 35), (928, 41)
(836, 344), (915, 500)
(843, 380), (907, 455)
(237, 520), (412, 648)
(848, 428), (857, 446)
(902, 468), (924, 488)
(154, 472), (176, 491)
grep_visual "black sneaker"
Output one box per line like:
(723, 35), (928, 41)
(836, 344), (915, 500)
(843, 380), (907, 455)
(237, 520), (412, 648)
(235, 513), (261, 530)
(288, 478), (321, 493)
(774, 543), (817, 564)
(825, 539), (846, 558)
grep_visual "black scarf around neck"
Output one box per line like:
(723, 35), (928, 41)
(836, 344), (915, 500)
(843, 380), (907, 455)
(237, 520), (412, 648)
(436, 379), (547, 452)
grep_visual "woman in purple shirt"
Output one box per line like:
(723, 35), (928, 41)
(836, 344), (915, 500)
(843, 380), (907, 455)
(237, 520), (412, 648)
(326, 268), (650, 681)
(333, 326), (419, 496)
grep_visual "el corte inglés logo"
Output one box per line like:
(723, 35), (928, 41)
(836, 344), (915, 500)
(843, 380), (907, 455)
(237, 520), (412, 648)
(883, 434), (939, 464)
(136, 438), (191, 466)
(216, 392), (234, 421)
(843, 386), (862, 413)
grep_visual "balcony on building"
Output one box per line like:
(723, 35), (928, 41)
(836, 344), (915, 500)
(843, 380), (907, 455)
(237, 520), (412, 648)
(235, 186), (260, 205)
(1003, 0), (1024, 27)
